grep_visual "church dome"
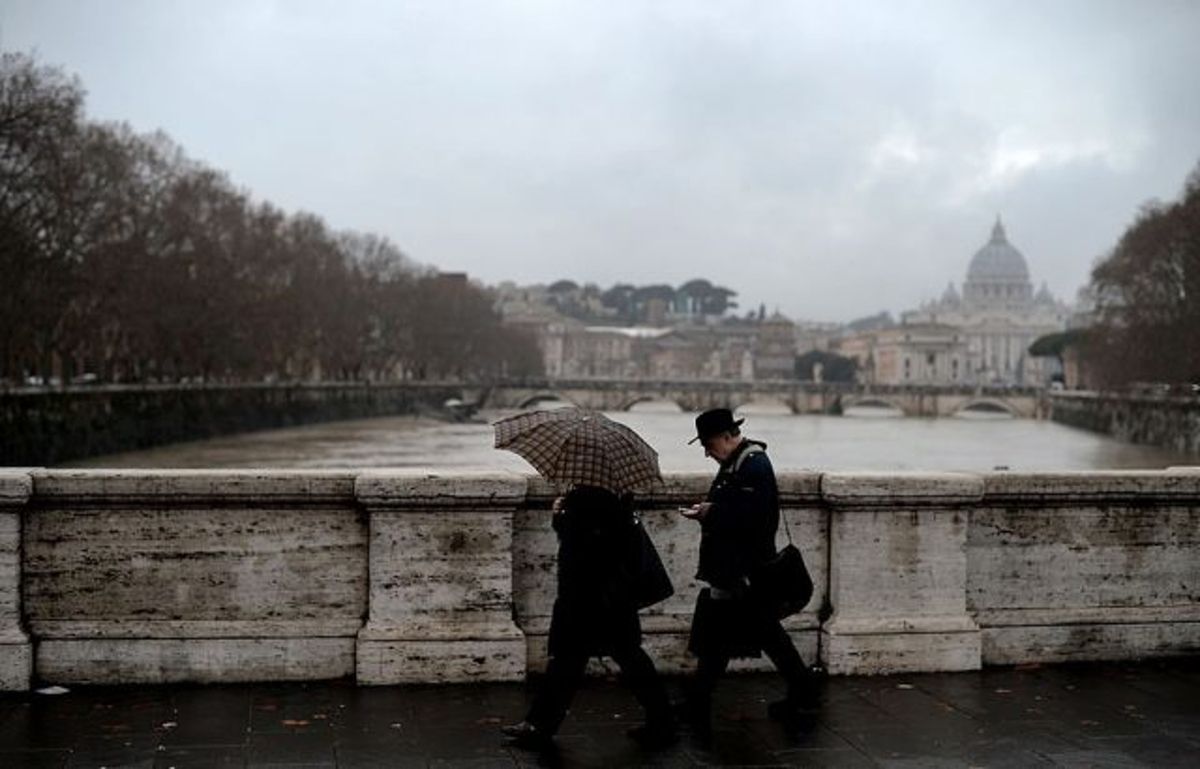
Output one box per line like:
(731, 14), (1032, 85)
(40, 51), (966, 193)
(967, 218), (1029, 283)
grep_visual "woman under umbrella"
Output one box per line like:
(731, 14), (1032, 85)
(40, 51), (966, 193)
(494, 409), (677, 750)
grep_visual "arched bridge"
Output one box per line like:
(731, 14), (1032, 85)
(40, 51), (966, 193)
(463, 379), (1046, 419)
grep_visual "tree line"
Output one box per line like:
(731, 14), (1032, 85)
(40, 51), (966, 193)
(0, 52), (542, 386)
(1086, 162), (1200, 388)
(543, 278), (738, 324)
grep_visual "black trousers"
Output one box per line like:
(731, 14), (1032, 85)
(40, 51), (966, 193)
(692, 604), (813, 706)
(526, 643), (673, 735)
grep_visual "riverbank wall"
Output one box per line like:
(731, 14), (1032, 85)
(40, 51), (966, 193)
(0, 383), (462, 466)
(2, 468), (1198, 690)
(1050, 391), (1200, 455)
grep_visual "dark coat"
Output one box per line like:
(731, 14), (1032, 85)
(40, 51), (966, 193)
(547, 486), (643, 658)
(696, 439), (780, 590)
(690, 439), (781, 659)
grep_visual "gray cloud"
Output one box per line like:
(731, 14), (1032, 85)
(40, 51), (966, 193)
(5, 0), (1198, 320)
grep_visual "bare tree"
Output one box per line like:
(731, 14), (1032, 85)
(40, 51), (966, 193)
(0, 50), (543, 387)
(1089, 162), (1200, 387)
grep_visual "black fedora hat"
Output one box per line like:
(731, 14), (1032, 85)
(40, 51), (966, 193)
(688, 408), (745, 444)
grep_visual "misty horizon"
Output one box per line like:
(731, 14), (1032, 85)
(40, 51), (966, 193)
(4, 1), (1200, 322)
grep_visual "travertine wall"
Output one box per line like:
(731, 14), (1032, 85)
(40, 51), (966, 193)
(1050, 391), (1200, 455)
(1, 382), (462, 466)
(969, 471), (1200, 664)
(21, 471), (366, 685)
(0, 468), (1197, 689)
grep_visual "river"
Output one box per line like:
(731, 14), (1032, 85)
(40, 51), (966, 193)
(65, 401), (1195, 472)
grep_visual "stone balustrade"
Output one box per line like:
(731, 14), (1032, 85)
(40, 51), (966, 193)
(0, 468), (1197, 690)
(1050, 391), (1200, 455)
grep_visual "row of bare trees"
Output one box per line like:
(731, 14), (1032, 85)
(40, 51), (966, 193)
(1086, 163), (1200, 388)
(0, 52), (542, 386)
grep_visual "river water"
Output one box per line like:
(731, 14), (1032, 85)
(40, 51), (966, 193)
(66, 401), (1195, 473)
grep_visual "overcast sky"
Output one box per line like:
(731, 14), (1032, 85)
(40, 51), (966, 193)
(5, 1), (1199, 322)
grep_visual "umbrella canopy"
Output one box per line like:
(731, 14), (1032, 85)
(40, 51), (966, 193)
(493, 407), (661, 494)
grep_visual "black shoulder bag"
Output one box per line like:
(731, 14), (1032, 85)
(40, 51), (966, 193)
(632, 513), (674, 609)
(749, 512), (813, 620)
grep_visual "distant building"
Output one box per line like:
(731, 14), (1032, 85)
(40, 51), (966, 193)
(871, 324), (968, 385)
(754, 312), (798, 380)
(495, 279), (796, 380)
(902, 218), (1070, 385)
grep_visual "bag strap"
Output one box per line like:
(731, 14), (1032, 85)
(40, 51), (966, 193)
(724, 441), (792, 542)
(731, 443), (764, 473)
(732, 444), (792, 546)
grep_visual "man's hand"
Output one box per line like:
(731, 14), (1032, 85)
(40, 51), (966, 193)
(551, 496), (565, 513)
(679, 502), (711, 520)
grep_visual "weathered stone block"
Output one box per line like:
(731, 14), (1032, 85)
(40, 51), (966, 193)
(355, 472), (528, 684)
(37, 638), (354, 684)
(26, 471), (365, 683)
(970, 472), (1200, 664)
(0, 471), (32, 690)
(980, 607), (1200, 664)
(820, 473), (983, 675)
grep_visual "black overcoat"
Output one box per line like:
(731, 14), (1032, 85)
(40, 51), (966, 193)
(695, 440), (779, 590)
(689, 439), (781, 659)
(546, 486), (643, 658)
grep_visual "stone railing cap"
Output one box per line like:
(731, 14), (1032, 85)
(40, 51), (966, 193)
(0, 470), (33, 507)
(822, 472), (984, 507)
(32, 469), (357, 505)
(982, 470), (1200, 501)
(521, 471), (823, 505)
(356, 470), (527, 509)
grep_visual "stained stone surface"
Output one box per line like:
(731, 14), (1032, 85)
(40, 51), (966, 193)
(22, 471), (365, 685)
(970, 472), (1200, 666)
(821, 473), (983, 675)
(3, 469), (1199, 688)
(0, 471), (32, 690)
(0, 659), (1198, 767)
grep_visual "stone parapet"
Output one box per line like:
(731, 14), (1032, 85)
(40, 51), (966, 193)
(970, 471), (1200, 665)
(1050, 391), (1200, 455)
(0, 471), (33, 690)
(1, 383), (465, 466)
(820, 473), (983, 674)
(355, 472), (527, 684)
(24, 471), (364, 684)
(0, 469), (1197, 688)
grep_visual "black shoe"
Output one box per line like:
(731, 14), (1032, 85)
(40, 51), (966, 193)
(626, 722), (679, 749)
(500, 720), (552, 749)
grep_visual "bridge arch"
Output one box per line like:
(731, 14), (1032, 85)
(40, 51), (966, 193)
(953, 398), (1018, 417)
(516, 392), (577, 409)
(619, 396), (686, 412)
(843, 396), (907, 416)
(736, 397), (796, 415)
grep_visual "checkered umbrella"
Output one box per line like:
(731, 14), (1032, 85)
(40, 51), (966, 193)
(493, 408), (661, 494)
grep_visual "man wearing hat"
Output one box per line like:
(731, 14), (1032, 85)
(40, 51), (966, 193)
(678, 408), (818, 733)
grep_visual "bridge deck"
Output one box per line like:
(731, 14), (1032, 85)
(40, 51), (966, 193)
(2, 659), (1197, 767)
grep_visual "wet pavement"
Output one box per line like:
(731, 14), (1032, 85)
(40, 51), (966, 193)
(1, 659), (1199, 768)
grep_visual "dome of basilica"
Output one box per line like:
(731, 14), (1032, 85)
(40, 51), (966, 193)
(967, 218), (1030, 283)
